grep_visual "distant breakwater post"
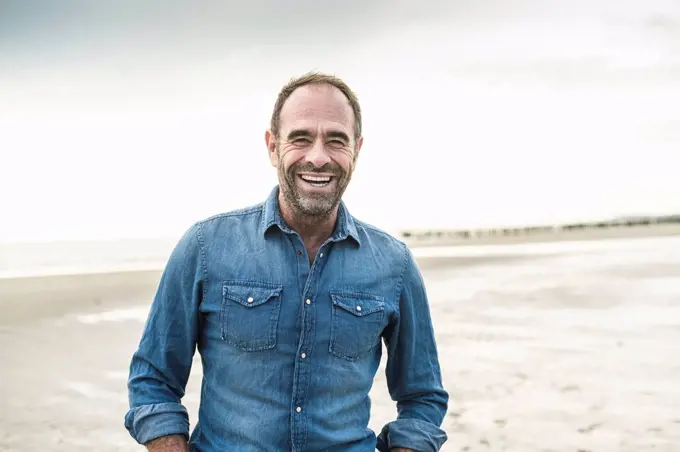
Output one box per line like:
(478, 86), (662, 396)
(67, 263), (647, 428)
(399, 215), (680, 247)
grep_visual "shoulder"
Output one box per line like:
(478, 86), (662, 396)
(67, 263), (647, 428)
(352, 217), (410, 262)
(169, 203), (265, 254)
(351, 218), (424, 296)
(191, 202), (265, 237)
(197, 202), (265, 226)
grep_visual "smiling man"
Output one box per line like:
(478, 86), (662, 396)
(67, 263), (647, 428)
(125, 72), (449, 452)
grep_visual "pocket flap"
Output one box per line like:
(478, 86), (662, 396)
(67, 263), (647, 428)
(223, 281), (283, 308)
(330, 291), (385, 317)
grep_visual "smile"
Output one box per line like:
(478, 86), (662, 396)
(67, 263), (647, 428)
(298, 174), (333, 187)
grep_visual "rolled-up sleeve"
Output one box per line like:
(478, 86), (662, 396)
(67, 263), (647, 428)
(377, 246), (449, 452)
(124, 223), (205, 445)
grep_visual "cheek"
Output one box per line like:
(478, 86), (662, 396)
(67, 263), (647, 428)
(336, 154), (354, 173)
(279, 150), (302, 171)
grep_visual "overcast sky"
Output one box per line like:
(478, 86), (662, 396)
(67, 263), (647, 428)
(1, 0), (679, 241)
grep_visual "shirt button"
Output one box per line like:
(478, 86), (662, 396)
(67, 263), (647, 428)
(319, 252), (323, 258)
(247, 297), (254, 303)
(305, 299), (311, 305)
(356, 305), (362, 311)
(296, 407), (302, 413)
(297, 250), (302, 255)
(301, 353), (306, 359)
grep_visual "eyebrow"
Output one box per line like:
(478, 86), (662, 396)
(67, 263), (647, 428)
(286, 129), (351, 143)
(326, 131), (350, 142)
(286, 129), (313, 141)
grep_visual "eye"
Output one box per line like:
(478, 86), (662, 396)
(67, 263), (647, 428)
(328, 140), (346, 146)
(293, 138), (312, 145)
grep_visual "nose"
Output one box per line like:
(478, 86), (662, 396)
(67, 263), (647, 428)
(305, 139), (332, 168)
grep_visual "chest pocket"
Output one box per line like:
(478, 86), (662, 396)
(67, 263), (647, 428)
(221, 281), (283, 352)
(329, 290), (386, 362)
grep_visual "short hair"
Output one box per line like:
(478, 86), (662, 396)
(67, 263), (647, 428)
(269, 71), (362, 141)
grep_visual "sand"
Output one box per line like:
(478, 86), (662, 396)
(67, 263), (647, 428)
(1, 234), (679, 451)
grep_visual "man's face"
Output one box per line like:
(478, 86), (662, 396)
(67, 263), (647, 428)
(266, 84), (363, 219)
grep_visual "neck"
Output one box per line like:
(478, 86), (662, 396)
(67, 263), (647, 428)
(278, 193), (338, 247)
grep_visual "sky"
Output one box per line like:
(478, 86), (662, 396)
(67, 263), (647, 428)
(1, 0), (679, 242)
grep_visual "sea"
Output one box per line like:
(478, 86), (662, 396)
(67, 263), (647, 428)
(1, 233), (679, 279)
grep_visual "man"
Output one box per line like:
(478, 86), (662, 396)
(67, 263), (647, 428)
(125, 72), (448, 452)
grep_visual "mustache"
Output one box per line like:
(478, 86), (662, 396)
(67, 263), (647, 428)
(289, 162), (343, 175)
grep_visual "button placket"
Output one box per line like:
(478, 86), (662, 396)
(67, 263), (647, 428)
(291, 237), (330, 450)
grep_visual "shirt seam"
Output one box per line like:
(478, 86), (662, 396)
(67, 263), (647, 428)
(198, 204), (265, 225)
(394, 242), (410, 317)
(195, 222), (209, 304)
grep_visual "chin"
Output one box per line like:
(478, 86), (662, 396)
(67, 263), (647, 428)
(297, 199), (336, 217)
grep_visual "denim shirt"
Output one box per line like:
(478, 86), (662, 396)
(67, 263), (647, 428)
(125, 186), (448, 452)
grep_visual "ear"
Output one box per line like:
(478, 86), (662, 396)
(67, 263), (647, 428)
(353, 136), (363, 162)
(265, 130), (278, 167)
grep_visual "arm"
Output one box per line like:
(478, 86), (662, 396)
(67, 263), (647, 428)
(145, 434), (189, 452)
(124, 224), (205, 446)
(377, 246), (449, 452)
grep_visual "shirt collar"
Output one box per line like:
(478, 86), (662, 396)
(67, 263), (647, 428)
(261, 185), (361, 247)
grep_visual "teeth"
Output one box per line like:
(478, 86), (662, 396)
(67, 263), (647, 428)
(300, 175), (331, 182)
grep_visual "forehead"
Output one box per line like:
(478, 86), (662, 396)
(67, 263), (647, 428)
(279, 84), (355, 135)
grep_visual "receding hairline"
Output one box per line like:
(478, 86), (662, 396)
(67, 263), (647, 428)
(278, 83), (356, 124)
(269, 71), (363, 140)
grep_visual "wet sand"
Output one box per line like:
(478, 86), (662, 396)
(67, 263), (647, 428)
(1, 236), (679, 451)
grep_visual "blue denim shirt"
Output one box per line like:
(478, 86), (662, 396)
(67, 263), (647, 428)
(125, 186), (448, 451)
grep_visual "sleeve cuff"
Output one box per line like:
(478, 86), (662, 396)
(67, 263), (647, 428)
(124, 402), (190, 445)
(376, 418), (448, 452)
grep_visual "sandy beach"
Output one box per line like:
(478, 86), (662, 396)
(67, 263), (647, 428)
(1, 234), (679, 451)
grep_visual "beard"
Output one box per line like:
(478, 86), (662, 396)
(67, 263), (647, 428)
(277, 152), (352, 219)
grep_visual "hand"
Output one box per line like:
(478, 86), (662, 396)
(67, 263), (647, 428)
(145, 435), (189, 452)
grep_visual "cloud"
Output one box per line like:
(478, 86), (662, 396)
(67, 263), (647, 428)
(0, 1), (371, 71)
(0, 0), (463, 67)
(1, 0), (679, 239)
